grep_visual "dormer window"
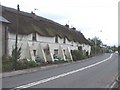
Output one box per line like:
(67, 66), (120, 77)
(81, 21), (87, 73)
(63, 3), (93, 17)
(63, 37), (66, 44)
(55, 36), (58, 43)
(32, 33), (37, 41)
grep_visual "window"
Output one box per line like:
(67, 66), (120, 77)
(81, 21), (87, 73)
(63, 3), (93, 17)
(54, 49), (58, 54)
(63, 37), (66, 43)
(32, 33), (37, 41)
(78, 46), (82, 51)
(83, 44), (84, 47)
(33, 50), (36, 56)
(63, 50), (65, 53)
(55, 36), (58, 43)
(71, 41), (73, 46)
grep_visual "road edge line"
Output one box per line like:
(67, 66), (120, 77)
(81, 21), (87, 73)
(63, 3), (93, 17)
(13, 54), (113, 89)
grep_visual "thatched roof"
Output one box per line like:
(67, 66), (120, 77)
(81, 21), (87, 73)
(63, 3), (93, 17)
(2, 5), (90, 45)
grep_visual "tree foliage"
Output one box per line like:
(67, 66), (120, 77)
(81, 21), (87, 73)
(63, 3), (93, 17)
(12, 47), (21, 60)
(110, 45), (118, 52)
(89, 37), (103, 55)
(71, 50), (85, 61)
(118, 46), (120, 54)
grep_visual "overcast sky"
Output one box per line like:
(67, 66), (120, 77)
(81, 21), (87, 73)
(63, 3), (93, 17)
(1, 0), (119, 46)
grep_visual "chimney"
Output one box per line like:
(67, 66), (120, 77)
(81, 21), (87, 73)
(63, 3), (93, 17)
(31, 11), (35, 15)
(72, 27), (76, 30)
(17, 4), (20, 11)
(65, 24), (69, 28)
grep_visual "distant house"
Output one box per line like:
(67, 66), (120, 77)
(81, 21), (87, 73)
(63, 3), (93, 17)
(1, 5), (91, 62)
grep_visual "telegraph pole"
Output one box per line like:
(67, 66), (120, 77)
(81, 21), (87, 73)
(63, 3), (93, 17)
(95, 37), (97, 56)
(14, 4), (19, 70)
(94, 30), (102, 56)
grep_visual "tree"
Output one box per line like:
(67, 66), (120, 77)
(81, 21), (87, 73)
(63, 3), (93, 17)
(12, 47), (21, 60)
(89, 37), (103, 55)
(12, 47), (21, 70)
(110, 45), (118, 52)
(118, 46), (120, 55)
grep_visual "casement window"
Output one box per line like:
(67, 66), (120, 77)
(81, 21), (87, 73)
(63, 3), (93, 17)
(32, 33), (37, 41)
(55, 36), (58, 43)
(63, 50), (65, 53)
(33, 50), (36, 56)
(54, 49), (58, 54)
(78, 46), (82, 51)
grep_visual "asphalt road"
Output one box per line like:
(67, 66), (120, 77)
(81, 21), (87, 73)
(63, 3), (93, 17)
(2, 53), (118, 89)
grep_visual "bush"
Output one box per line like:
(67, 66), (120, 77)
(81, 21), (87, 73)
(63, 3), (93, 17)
(71, 50), (84, 61)
(28, 60), (38, 67)
(2, 57), (39, 71)
(2, 47), (22, 71)
(40, 62), (49, 66)
(2, 56), (14, 72)
(12, 47), (21, 60)
(16, 59), (29, 70)
(2, 61), (13, 72)
(16, 59), (38, 70)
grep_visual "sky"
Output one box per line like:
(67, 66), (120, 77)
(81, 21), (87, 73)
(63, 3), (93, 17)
(1, 0), (119, 46)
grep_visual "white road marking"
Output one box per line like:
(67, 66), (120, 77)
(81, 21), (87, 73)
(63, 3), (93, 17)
(105, 73), (118, 88)
(15, 54), (113, 89)
(110, 81), (116, 88)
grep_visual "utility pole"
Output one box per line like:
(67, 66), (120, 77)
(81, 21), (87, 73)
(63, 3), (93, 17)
(95, 36), (97, 56)
(14, 4), (19, 70)
(94, 30), (102, 56)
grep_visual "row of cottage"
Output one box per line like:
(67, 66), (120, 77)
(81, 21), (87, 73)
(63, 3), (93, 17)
(0, 5), (91, 62)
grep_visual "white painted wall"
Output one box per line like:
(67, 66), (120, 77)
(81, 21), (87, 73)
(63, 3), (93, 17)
(0, 22), (2, 90)
(82, 44), (91, 55)
(0, 23), (2, 71)
(0, 24), (2, 61)
(7, 32), (91, 61)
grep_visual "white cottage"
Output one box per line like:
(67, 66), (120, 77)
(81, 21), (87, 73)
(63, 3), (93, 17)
(1, 5), (91, 62)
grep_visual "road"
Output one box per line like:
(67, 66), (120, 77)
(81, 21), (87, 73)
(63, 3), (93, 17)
(2, 53), (118, 89)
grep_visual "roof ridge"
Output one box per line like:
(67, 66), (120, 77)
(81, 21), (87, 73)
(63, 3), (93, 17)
(2, 5), (69, 30)
(2, 5), (90, 45)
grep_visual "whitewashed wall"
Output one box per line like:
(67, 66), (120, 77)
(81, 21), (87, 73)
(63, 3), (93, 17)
(7, 33), (28, 59)
(7, 32), (91, 60)
(0, 23), (2, 61)
(82, 44), (91, 55)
